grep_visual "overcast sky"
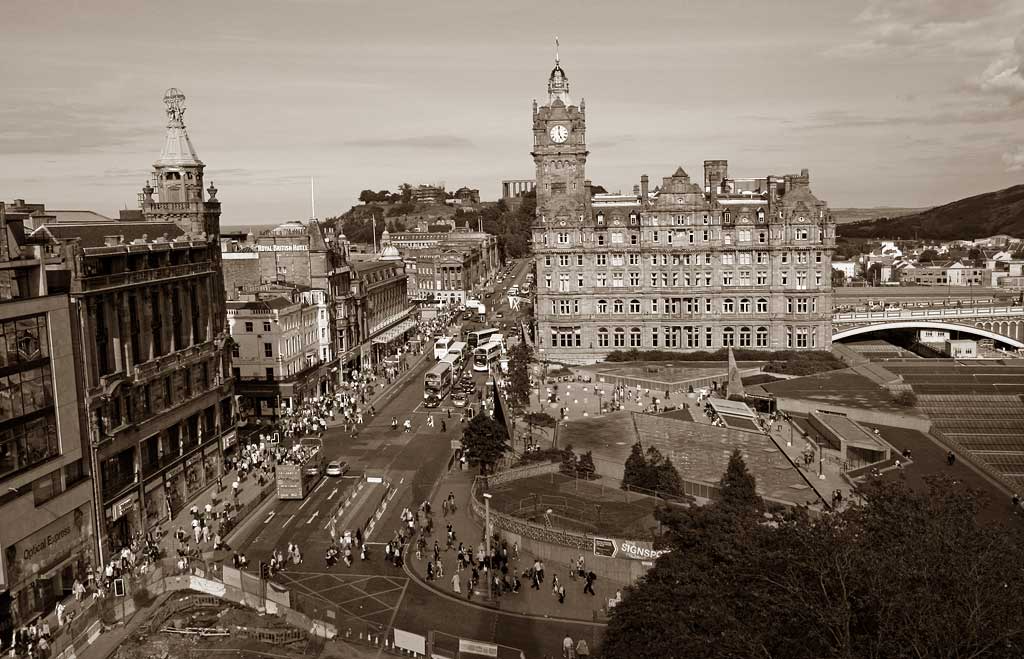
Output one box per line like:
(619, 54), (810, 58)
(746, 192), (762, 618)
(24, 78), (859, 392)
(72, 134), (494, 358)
(2, 0), (1023, 225)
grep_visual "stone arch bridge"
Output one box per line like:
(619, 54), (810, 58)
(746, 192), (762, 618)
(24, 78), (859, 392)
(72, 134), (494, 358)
(832, 305), (1024, 348)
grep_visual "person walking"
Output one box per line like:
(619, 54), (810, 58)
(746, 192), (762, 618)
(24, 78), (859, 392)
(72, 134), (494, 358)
(562, 634), (574, 659)
(452, 572), (461, 594)
(575, 638), (590, 657)
(583, 570), (597, 595)
(947, 451), (956, 466)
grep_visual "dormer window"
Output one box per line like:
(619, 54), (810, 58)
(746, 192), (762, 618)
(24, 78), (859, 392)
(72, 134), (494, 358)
(596, 211), (605, 226)
(723, 212), (732, 224)
(757, 209), (765, 223)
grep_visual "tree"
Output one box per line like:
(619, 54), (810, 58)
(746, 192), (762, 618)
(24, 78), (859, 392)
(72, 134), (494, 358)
(400, 182), (412, 203)
(718, 449), (761, 514)
(919, 248), (939, 262)
(831, 268), (847, 287)
(577, 451), (596, 480)
(505, 341), (533, 413)
(559, 444), (577, 475)
(459, 412), (510, 475)
(358, 189), (376, 204)
(602, 464), (1024, 659)
(622, 442), (647, 490)
(893, 390), (918, 407)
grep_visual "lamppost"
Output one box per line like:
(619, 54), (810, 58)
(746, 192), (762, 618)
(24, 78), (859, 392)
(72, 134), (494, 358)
(483, 493), (493, 601)
(597, 389), (603, 415)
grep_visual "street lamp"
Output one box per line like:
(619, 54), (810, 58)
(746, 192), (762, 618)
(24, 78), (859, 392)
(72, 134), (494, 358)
(482, 493), (493, 601)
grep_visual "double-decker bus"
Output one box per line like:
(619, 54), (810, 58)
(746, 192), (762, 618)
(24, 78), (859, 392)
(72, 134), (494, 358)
(473, 341), (503, 372)
(423, 361), (453, 407)
(467, 328), (499, 350)
(442, 348), (465, 374)
(433, 336), (454, 361)
(275, 438), (325, 500)
(448, 341), (467, 364)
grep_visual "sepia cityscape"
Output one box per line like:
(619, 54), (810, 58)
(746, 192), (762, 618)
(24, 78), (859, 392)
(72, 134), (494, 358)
(1, 1), (1024, 658)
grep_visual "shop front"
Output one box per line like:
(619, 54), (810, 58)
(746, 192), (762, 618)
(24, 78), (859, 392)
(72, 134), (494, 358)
(143, 476), (167, 529)
(203, 442), (222, 485)
(2, 503), (93, 631)
(165, 463), (186, 516)
(104, 494), (140, 555)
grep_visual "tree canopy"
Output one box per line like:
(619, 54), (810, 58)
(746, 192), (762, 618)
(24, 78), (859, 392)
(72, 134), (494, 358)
(460, 411), (510, 474)
(620, 442), (684, 497)
(602, 453), (1024, 659)
(504, 340), (533, 413)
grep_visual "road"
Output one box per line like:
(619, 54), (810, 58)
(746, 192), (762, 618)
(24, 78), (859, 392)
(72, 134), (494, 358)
(232, 259), (602, 658)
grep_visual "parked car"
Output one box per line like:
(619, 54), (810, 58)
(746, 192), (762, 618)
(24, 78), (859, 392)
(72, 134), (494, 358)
(326, 461), (349, 477)
(451, 392), (468, 407)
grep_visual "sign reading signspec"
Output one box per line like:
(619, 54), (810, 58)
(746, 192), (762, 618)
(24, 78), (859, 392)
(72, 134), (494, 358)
(593, 537), (671, 561)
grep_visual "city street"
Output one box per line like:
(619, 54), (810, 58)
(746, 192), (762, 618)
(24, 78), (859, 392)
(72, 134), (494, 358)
(230, 263), (601, 658)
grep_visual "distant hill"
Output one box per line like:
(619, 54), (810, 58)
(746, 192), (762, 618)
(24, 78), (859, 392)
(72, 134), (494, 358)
(838, 185), (1024, 240)
(831, 207), (925, 225)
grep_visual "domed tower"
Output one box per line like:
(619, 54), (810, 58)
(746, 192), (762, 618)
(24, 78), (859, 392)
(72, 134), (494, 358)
(142, 88), (221, 240)
(379, 227), (401, 261)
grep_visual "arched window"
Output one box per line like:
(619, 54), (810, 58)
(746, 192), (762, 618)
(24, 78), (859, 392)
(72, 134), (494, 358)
(722, 326), (735, 347)
(629, 299), (641, 314)
(597, 328), (609, 347)
(722, 298), (735, 313)
(613, 299), (624, 314)
(630, 327), (642, 347)
(756, 298), (768, 313)
(739, 326), (752, 347)
(597, 299), (608, 314)
(756, 326), (769, 347)
(739, 298), (751, 313)
(613, 327), (626, 347)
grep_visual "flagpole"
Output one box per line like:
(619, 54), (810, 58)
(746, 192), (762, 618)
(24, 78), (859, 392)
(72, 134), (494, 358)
(310, 176), (316, 220)
(372, 214), (377, 254)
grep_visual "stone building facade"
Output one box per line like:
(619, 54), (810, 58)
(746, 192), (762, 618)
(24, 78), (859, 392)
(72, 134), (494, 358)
(0, 203), (93, 638)
(348, 233), (416, 366)
(531, 58), (835, 363)
(27, 89), (236, 561)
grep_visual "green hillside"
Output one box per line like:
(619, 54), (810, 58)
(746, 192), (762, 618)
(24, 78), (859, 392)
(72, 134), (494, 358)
(839, 185), (1024, 240)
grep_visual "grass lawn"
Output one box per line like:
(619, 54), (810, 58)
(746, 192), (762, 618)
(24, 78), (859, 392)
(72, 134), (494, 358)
(486, 473), (665, 540)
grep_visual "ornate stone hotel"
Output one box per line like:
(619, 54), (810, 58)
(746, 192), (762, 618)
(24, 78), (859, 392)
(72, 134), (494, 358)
(532, 55), (835, 363)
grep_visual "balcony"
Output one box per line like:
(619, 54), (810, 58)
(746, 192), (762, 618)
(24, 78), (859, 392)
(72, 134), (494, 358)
(74, 261), (216, 293)
(133, 340), (216, 382)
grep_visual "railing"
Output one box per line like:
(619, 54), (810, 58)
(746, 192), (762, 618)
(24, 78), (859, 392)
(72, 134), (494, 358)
(76, 261), (215, 292)
(834, 306), (1024, 322)
(133, 340), (216, 381)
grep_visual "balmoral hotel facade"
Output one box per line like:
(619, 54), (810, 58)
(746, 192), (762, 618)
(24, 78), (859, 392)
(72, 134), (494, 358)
(532, 55), (835, 363)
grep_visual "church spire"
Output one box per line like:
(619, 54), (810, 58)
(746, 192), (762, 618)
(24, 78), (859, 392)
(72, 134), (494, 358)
(547, 37), (571, 106)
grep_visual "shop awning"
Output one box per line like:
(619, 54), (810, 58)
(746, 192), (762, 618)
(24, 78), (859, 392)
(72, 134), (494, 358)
(372, 318), (418, 344)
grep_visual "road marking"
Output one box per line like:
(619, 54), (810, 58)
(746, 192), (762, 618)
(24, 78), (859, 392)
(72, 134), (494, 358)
(306, 510), (320, 525)
(281, 515), (294, 527)
(263, 511), (276, 524)
(298, 496), (311, 510)
(314, 478), (327, 492)
(327, 487), (338, 501)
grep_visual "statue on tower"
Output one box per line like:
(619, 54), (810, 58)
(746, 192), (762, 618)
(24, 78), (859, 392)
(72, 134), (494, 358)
(163, 87), (187, 125)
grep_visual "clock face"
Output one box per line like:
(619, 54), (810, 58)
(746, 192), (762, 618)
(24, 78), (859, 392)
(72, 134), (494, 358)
(549, 125), (568, 143)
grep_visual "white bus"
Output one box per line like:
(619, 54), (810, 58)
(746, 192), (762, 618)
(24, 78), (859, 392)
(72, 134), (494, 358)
(433, 336), (454, 361)
(447, 341), (468, 368)
(473, 341), (503, 372)
(423, 361), (453, 407)
(441, 351), (464, 374)
(467, 328), (499, 350)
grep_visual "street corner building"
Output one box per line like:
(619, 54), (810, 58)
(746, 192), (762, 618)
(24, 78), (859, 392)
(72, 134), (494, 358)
(8, 88), (237, 570)
(531, 54), (836, 363)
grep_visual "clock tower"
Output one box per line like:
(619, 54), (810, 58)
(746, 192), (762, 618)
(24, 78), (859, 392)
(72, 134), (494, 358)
(531, 47), (589, 231)
(532, 44), (592, 360)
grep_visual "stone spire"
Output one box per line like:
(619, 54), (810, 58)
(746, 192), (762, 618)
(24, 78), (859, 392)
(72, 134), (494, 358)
(547, 37), (571, 106)
(156, 88), (203, 167)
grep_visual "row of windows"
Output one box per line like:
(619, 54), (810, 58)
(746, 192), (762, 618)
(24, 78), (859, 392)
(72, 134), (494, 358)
(548, 297), (822, 316)
(544, 251), (825, 268)
(0, 315), (48, 369)
(548, 325), (819, 350)
(595, 209), (769, 226)
(547, 227), (817, 247)
(543, 270), (824, 289)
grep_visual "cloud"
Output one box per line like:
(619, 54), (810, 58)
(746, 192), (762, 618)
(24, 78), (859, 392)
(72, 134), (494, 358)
(344, 135), (473, 149)
(977, 27), (1024, 105)
(0, 102), (151, 154)
(1003, 145), (1024, 171)
(830, 0), (1020, 57)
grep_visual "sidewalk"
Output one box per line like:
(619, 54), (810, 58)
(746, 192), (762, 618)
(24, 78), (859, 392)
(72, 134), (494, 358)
(404, 467), (622, 623)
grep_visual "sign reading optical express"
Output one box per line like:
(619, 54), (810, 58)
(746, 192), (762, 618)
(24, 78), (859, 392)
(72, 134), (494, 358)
(593, 537), (670, 561)
(5, 505), (88, 588)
